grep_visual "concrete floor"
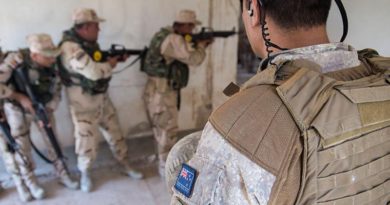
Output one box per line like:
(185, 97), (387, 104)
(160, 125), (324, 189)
(0, 164), (171, 205)
(0, 137), (172, 205)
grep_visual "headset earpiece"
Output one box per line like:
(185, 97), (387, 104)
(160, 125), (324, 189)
(247, 0), (254, 17)
(248, 9), (254, 17)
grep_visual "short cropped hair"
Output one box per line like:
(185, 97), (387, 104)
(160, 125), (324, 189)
(246, 0), (332, 29)
(267, 0), (331, 29)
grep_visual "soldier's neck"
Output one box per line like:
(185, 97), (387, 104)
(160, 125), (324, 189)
(268, 20), (330, 51)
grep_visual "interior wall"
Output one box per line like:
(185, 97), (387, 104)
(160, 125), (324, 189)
(327, 0), (390, 55)
(1, 0), (388, 149)
(0, 0), (239, 148)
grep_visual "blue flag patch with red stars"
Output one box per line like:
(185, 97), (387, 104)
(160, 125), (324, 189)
(174, 163), (197, 198)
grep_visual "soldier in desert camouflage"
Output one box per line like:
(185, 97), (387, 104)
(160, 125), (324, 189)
(142, 9), (212, 177)
(0, 34), (78, 202)
(58, 8), (143, 193)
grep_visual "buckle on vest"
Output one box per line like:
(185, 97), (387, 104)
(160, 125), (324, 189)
(223, 82), (240, 97)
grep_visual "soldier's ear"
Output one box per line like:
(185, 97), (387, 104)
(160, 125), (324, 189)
(247, 0), (254, 17)
(249, 0), (261, 27)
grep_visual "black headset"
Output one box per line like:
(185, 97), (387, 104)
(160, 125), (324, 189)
(246, 0), (349, 69)
(247, 0), (348, 42)
(334, 0), (348, 42)
(246, 0), (287, 62)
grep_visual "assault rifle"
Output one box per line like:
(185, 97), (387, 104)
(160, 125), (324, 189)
(95, 44), (148, 62)
(13, 67), (69, 173)
(184, 27), (236, 46)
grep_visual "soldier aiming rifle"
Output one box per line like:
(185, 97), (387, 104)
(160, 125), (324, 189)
(92, 44), (148, 64)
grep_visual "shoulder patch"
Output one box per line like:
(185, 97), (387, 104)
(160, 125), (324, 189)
(174, 163), (197, 198)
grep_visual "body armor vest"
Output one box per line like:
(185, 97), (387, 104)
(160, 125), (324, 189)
(9, 49), (56, 105)
(143, 27), (189, 90)
(210, 49), (390, 205)
(58, 29), (111, 95)
(8, 49), (57, 105)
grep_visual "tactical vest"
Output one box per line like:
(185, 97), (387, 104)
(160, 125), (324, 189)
(58, 29), (111, 95)
(209, 49), (390, 205)
(143, 27), (189, 90)
(9, 49), (56, 105)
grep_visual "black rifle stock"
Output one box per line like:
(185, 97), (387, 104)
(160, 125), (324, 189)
(184, 27), (236, 46)
(13, 67), (69, 173)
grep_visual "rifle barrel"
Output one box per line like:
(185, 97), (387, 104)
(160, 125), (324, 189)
(190, 30), (236, 42)
(211, 31), (236, 37)
(125, 50), (144, 55)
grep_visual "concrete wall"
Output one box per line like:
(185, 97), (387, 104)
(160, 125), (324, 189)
(327, 0), (390, 55)
(0, 0), (389, 149)
(0, 0), (239, 148)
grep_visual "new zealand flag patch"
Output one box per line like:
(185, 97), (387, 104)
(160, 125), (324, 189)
(174, 163), (197, 198)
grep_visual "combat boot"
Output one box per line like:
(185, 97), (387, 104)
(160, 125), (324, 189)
(12, 175), (32, 202)
(80, 171), (93, 192)
(28, 183), (45, 200)
(15, 184), (33, 202)
(23, 174), (45, 200)
(59, 173), (79, 190)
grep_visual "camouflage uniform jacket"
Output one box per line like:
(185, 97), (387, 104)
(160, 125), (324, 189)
(144, 26), (206, 77)
(59, 29), (113, 111)
(0, 50), (61, 110)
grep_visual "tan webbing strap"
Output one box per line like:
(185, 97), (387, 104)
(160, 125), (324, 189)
(338, 86), (390, 103)
(317, 128), (390, 177)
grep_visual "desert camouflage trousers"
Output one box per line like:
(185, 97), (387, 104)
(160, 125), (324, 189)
(1, 102), (67, 189)
(70, 95), (129, 172)
(0, 132), (35, 192)
(143, 77), (179, 168)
